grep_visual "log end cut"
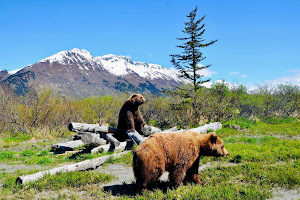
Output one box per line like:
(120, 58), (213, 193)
(16, 177), (23, 184)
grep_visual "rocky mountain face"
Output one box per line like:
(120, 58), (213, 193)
(0, 48), (185, 97)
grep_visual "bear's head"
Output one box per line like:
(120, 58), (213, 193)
(128, 94), (146, 106)
(202, 132), (229, 157)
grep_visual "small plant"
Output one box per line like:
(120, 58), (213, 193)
(21, 149), (36, 157)
(230, 154), (242, 163)
(39, 150), (49, 156)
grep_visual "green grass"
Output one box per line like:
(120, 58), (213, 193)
(0, 146), (130, 166)
(201, 161), (300, 189)
(2, 132), (32, 143)
(103, 151), (133, 166)
(125, 183), (271, 200)
(217, 118), (300, 137)
(261, 117), (297, 124)
(223, 136), (300, 163)
(222, 117), (256, 129)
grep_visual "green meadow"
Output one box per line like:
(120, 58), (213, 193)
(0, 118), (299, 199)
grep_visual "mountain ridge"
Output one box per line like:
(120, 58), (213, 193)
(0, 48), (185, 97)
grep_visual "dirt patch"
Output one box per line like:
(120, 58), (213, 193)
(269, 187), (300, 200)
(0, 163), (47, 173)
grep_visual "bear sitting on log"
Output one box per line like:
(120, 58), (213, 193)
(115, 94), (146, 142)
(133, 131), (229, 191)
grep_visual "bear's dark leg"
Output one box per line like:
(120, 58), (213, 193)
(136, 169), (163, 191)
(126, 114), (135, 132)
(169, 166), (186, 187)
(136, 177), (148, 191)
(185, 156), (204, 185)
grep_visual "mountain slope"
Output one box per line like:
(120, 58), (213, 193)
(1, 48), (185, 97)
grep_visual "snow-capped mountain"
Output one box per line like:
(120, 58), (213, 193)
(0, 48), (185, 97)
(96, 54), (183, 82)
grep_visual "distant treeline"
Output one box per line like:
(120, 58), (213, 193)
(0, 82), (299, 135)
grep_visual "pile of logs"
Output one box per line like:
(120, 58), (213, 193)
(51, 123), (164, 154)
(51, 122), (223, 154)
(52, 123), (130, 154)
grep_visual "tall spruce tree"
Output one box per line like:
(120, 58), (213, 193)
(170, 6), (217, 93)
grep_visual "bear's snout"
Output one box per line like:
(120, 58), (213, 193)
(223, 147), (229, 157)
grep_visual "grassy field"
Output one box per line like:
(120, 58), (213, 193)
(0, 118), (299, 199)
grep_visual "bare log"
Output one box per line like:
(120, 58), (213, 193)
(160, 126), (178, 133)
(16, 151), (129, 185)
(159, 122), (222, 134)
(68, 122), (116, 133)
(51, 140), (85, 152)
(81, 133), (107, 146)
(142, 125), (161, 136)
(90, 141), (132, 154)
(189, 122), (222, 133)
(126, 130), (146, 145)
(103, 133), (120, 147)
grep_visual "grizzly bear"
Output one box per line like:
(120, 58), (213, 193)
(115, 94), (146, 142)
(133, 131), (229, 190)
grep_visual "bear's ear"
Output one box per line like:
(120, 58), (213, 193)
(209, 132), (218, 144)
(129, 94), (137, 103)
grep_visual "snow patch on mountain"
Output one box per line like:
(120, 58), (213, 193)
(12, 48), (186, 83)
(40, 48), (93, 65)
(8, 68), (23, 75)
(95, 54), (185, 82)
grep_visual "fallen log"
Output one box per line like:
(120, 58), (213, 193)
(16, 151), (129, 185)
(103, 133), (120, 147)
(68, 122), (117, 134)
(189, 122), (222, 133)
(81, 133), (107, 146)
(90, 141), (133, 154)
(142, 125), (161, 136)
(51, 140), (85, 152)
(159, 122), (222, 134)
(160, 126), (178, 133)
(126, 130), (146, 145)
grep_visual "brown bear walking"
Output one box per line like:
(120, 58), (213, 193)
(115, 94), (146, 142)
(133, 131), (229, 191)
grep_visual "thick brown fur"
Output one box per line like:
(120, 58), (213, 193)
(132, 131), (229, 190)
(115, 94), (146, 142)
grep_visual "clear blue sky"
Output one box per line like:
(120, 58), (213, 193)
(1, 0), (299, 88)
